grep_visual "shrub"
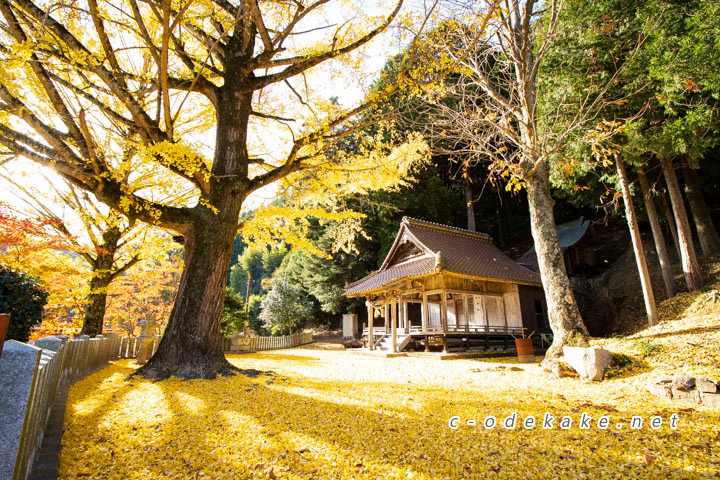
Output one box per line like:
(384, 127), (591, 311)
(246, 294), (267, 335)
(220, 289), (248, 337)
(259, 277), (313, 336)
(635, 339), (662, 358)
(0, 264), (49, 342)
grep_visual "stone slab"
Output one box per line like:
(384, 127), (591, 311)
(672, 375), (695, 391)
(696, 378), (718, 394)
(700, 391), (720, 409)
(671, 387), (700, 404)
(35, 337), (62, 353)
(646, 383), (672, 399)
(0, 340), (42, 480)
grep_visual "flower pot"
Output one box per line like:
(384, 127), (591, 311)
(515, 337), (535, 363)
(0, 313), (10, 358)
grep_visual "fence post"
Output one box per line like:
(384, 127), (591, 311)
(0, 340), (42, 480)
(0, 313), (9, 356)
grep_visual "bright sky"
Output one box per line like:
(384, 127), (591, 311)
(1, 0), (425, 230)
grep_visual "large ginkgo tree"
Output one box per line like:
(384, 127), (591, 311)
(0, 0), (434, 378)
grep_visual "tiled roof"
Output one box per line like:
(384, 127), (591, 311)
(345, 217), (541, 296)
(345, 256), (435, 296)
(518, 217), (590, 270)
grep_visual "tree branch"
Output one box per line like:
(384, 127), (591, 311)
(251, 1), (404, 89)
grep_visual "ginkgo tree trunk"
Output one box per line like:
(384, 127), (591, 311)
(422, 0), (592, 363)
(0, 0), (432, 379)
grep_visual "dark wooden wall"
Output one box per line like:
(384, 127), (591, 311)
(518, 285), (550, 333)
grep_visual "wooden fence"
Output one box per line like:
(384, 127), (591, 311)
(117, 335), (162, 359)
(222, 332), (314, 352)
(114, 332), (314, 357)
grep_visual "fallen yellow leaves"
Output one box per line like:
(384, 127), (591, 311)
(595, 278), (720, 380)
(59, 347), (720, 479)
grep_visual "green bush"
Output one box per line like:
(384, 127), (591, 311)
(0, 264), (49, 342)
(259, 277), (313, 336)
(635, 339), (663, 358)
(220, 289), (248, 337)
(246, 294), (267, 335)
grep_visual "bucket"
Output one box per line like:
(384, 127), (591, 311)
(515, 337), (535, 363)
(0, 314), (10, 358)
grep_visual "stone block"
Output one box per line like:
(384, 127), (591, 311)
(35, 336), (63, 353)
(563, 346), (612, 381)
(672, 375), (695, 391)
(89, 338), (102, 369)
(671, 387), (700, 404)
(696, 378), (718, 394)
(74, 337), (90, 376)
(229, 334), (253, 353)
(646, 383), (672, 399)
(700, 391), (720, 409)
(104, 333), (120, 359)
(342, 314), (359, 339)
(0, 340), (42, 480)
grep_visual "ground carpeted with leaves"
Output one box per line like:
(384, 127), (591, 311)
(60, 329), (720, 478)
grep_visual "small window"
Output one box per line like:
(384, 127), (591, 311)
(534, 299), (546, 329)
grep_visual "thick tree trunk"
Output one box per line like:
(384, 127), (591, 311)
(81, 273), (113, 336)
(637, 168), (677, 299)
(660, 157), (703, 291)
(135, 208), (241, 379)
(464, 175), (476, 232)
(81, 226), (122, 336)
(135, 81), (256, 380)
(616, 158), (657, 326)
(525, 161), (588, 362)
(682, 163), (720, 256)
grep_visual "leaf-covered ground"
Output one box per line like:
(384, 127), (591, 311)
(595, 255), (720, 380)
(60, 344), (720, 479)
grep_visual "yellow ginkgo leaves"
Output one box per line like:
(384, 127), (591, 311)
(60, 340), (720, 479)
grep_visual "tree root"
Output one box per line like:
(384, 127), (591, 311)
(130, 356), (271, 381)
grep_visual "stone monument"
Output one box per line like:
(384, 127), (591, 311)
(342, 314), (358, 339)
(136, 317), (158, 364)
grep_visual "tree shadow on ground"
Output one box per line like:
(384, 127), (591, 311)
(642, 325), (720, 340)
(59, 358), (720, 479)
(228, 353), (322, 363)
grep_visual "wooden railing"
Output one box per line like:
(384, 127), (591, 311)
(363, 325), (525, 336)
(223, 332), (314, 352)
(362, 327), (389, 337)
(117, 335), (163, 358)
(408, 325), (525, 335)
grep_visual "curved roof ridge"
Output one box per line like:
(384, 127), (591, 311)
(378, 222), (434, 271)
(402, 216), (492, 243)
